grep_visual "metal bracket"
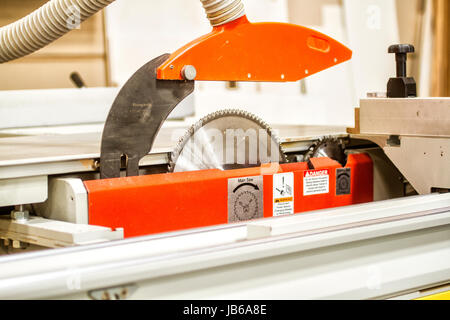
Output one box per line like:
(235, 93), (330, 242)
(100, 54), (195, 179)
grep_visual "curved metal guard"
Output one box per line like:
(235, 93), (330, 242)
(100, 54), (195, 179)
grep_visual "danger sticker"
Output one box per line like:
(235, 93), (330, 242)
(273, 172), (294, 217)
(303, 169), (330, 196)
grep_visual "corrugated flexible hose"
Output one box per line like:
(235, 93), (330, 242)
(0, 0), (116, 64)
(0, 0), (246, 64)
(200, 0), (246, 27)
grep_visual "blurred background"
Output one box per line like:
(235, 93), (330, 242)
(0, 0), (449, 129)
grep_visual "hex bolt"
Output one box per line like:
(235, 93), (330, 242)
(12, 240), (21, 249)
(10, 205), (29, 222)
(181, 65), (197, 81)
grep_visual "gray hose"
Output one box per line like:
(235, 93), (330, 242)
(200, 0), (246, 27)
(0, 0), (116, 64)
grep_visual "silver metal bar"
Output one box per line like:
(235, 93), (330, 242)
(0, 127), (347, 180)
(0, 193), (449, 299)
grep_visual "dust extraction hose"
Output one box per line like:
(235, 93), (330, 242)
(200, 0), (246, 27)
(0, 0), (116, 64)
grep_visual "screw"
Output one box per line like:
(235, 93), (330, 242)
(181, 65), (197, 80)
(12, 240), (28, 249)
(93, 160), (100, 170)
(10, 205), (29, 222)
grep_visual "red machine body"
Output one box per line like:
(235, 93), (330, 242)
(157, 16), (352, 82)
(84, 154), (373, 238)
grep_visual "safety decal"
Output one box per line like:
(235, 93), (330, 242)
(273, 172), (294, 217)
(303, 169), (330, 196)
(227, 176), (264, 223)
(336, 168), (351, 195)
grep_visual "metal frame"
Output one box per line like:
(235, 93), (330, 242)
(354, 97), (450, 194)
(359, 98), (450, 137)
(35, 178), (89, 224)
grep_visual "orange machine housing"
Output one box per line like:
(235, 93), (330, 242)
(84, 154), (373, 238)
(157, 16), (352, 82)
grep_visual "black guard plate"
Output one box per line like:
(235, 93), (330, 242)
(100, 54), (195, 179)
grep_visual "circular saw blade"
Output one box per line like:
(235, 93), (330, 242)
(169, 109), (287, 172)
(304, 136), (347, 167)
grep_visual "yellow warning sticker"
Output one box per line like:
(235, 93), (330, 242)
(274, 197), (293, 204)
(273, 172), (294, 217)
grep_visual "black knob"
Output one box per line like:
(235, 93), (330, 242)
(388, 44), (414, 78)
(70, 72), (86, 88)
(387, 44), (416, 98)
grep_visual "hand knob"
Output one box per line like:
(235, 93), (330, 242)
(387, 44), (416, 98)
(388, 44), (414, 77)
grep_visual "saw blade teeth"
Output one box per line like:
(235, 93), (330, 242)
(169, 108), (287, 172)
(304, 135), (347, 166)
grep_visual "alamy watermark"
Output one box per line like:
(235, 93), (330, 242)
(171, 124), (281, 168)
(66, 267), (82, 291)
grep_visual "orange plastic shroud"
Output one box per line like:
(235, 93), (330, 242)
(84, 154), (373, 238)
(157, 16), (352, 82)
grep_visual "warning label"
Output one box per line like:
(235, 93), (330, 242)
(228, 176), (264, 223)
(303, 169), (330, 196)
(273, 172), (294, 217)
(336, 168), (351, 195)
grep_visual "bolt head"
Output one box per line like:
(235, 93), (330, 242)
(10, 210), (29, 221)
(388, 44), (415, 54)
(181, 65), (197, 81)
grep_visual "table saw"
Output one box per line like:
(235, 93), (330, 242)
(0, 0), (449, 300)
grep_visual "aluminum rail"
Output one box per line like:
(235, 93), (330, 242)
(0, 129), (348, 180)
(0, 193), (449, 300)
